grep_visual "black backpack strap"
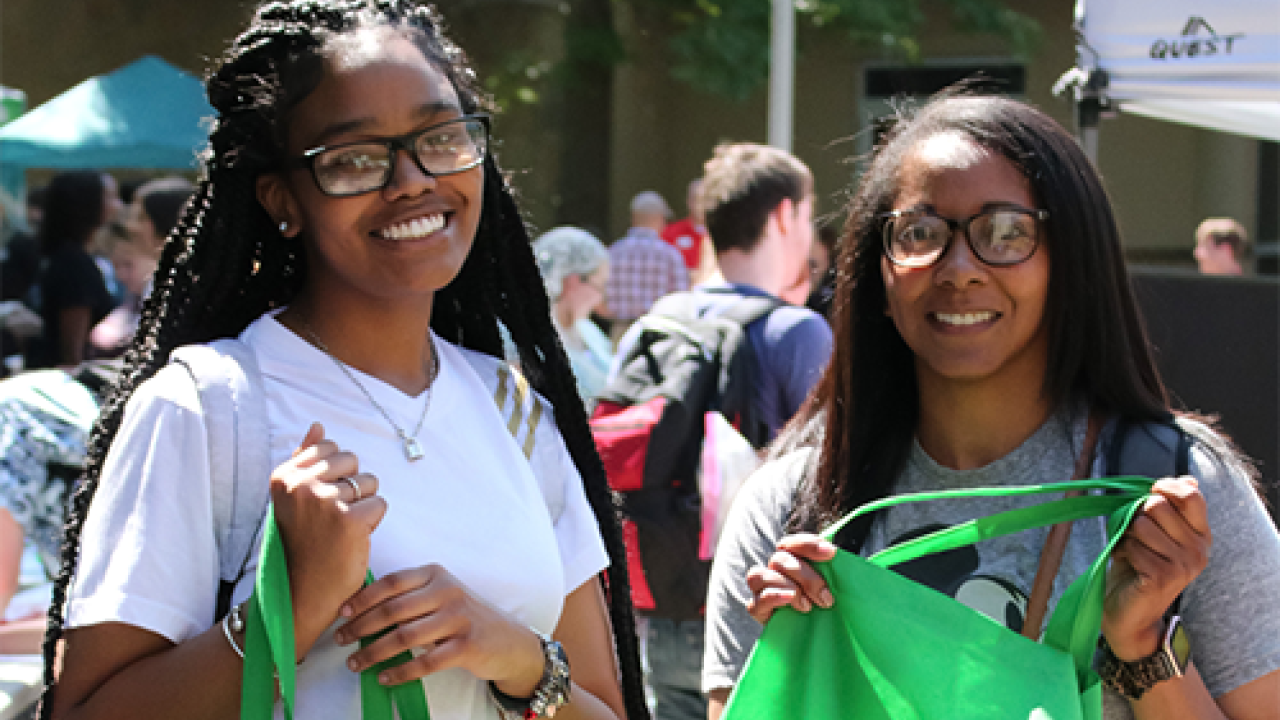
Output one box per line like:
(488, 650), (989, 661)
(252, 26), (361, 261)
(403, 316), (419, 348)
(1103, 417), (1191, 481)
(1103, 416), (1192, 617)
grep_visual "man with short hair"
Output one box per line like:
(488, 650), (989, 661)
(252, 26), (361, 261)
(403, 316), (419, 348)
(691, 143), (832, 437)
(619, 143), (832, 720)
(605, 190), (690, 343)
(1194, 217), (1250, 276)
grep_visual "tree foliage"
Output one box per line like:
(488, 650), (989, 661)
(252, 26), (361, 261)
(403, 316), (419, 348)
(465, 0), (1041, 108)
(646, 0), (1041, 100)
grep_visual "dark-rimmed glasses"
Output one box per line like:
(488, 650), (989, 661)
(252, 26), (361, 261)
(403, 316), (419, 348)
(881, 206), (1049, 269)
(288, 114), (490, 197)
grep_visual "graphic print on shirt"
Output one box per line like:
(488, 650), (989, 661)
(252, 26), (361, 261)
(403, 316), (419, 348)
(887, 524), (1029, 633)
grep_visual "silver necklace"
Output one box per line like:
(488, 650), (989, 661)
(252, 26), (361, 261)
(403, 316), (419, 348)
(302, 323), (438, 462)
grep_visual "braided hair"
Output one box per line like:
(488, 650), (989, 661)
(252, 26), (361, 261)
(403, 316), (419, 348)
(40, 3), (648, 719)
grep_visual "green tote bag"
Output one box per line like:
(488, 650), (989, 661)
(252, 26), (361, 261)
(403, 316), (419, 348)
(721, 476), (1154, 720)
(240, 507), (432, 720)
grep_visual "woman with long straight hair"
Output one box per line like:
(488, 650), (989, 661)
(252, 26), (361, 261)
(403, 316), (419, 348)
(703, 94), (1280, 720)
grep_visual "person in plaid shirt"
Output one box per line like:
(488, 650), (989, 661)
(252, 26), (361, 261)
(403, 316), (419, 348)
(606, 191), (690, 343)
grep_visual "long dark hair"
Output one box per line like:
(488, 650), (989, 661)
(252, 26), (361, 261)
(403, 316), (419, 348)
(41, 3), (648, 719)
(37, 171), (109, 255)
(787, 94), (1170, 549)
(140, 188), (193, 242)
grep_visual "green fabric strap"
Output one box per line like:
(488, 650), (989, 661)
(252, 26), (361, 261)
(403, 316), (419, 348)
(240, 507), (432, 720)
(820, 476), (1153, 682)
(720, 476), (1153, 720)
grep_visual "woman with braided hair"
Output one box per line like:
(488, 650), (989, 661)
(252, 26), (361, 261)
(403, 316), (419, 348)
(43, 2), (645, 719)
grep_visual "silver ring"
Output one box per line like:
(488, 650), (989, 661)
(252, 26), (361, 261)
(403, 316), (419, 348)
(343, 476), (362, 502)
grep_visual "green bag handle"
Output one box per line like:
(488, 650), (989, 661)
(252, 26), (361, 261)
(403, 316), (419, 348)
(241, 507), (432, 720)
(818, 476), (1153, 685)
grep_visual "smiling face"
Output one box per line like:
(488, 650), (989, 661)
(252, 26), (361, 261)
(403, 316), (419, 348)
(257, 28), (483, 312)
(880, 132), (1050, 395)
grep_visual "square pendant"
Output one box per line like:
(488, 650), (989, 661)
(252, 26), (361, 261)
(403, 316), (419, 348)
(403, 437), (425, 462)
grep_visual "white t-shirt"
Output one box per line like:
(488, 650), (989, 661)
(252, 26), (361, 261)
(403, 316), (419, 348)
(67, 313), (610, 720)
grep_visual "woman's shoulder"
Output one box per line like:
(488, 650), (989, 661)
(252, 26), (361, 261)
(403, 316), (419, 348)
(451, 344), (554, 416)
(574, 319), (612, 359)
(1168, 415), (1276, 540)
(448, 343), (564, 465)
(741, 446), (815, 518)
(1171, 415), (1257, 489)
(128, 361), (204, 415)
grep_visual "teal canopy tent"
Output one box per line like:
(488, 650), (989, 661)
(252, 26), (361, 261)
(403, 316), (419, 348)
(0, 86), (26, 126)
(0, 55), (212, 171)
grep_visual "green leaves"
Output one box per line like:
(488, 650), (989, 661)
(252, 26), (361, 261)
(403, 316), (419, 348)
(658, 0), (1041, 100)
(472, 0), (1042, 106)
(667, 1), (772, 100)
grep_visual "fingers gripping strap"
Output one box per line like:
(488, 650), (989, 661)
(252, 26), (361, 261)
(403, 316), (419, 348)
(241, 510), (431, 720)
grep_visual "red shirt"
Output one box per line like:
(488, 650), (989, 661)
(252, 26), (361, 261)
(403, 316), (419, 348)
(661, 218), (707, 270)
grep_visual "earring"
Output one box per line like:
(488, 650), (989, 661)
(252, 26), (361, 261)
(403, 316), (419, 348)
(279, 221), (289, 234)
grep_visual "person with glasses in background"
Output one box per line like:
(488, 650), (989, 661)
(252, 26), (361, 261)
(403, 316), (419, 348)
(43, 3), (649, 720)
(533, 227), (613, 409)
(703, 93), (1280, 720)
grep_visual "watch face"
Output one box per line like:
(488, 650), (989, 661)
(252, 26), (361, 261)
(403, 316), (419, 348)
(1167, 616), (1192, 672)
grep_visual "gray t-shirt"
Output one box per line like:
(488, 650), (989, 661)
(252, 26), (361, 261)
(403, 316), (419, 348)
(703, 411), (1280, 718)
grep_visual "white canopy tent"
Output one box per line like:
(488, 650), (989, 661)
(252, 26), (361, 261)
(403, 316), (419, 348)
(1058, 0), (1280, 154)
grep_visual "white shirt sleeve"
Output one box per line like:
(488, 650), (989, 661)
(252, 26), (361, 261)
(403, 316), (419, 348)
(529, 408), (610, 596)
(66, 364), (220, 643)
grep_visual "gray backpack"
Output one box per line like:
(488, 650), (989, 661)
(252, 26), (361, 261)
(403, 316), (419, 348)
(171, 340), (272, 620)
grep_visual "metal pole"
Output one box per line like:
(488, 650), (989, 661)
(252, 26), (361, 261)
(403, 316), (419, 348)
(768, 0), (794, 151)
(1077, 95), (1101, 165)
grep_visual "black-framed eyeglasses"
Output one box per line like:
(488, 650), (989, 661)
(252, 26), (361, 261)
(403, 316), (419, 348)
(287, 114), (490, 197)
(880, 206), (1049, 269)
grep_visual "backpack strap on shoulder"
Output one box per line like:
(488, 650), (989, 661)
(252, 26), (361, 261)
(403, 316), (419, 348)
(1103, 416), (1192, 480)
(1102, 415), (1192, 618)
(171, 339), (272, 620)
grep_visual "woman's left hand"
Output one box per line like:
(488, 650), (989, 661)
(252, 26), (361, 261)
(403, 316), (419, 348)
(1102, 476), (1211, 660)
(333, 565), (545, 695)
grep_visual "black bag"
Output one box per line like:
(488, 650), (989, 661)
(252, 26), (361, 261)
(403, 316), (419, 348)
(590, 291), (781, 619)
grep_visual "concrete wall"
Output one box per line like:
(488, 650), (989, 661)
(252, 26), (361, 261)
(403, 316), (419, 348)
(0, 0), (250, 101)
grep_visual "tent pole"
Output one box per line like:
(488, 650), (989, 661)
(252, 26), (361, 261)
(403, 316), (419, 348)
(768, 0), (794, 152)
(1078, 95), (1101, 165)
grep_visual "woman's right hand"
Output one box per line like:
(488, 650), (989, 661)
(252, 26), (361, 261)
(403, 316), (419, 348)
(745, 534), (838, 623)
(270, 422), (388, 656)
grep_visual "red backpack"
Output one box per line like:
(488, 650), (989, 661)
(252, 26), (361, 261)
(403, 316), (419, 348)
(590, 292), (781, 619)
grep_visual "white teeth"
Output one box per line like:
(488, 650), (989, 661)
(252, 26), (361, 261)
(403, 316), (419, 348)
(934, 311), (996, 326)
(379, 214), (445, 239)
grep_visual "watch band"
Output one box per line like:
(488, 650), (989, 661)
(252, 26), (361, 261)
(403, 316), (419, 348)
(490, 630), (572, 719)
(1096, 615), (1191, 701)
